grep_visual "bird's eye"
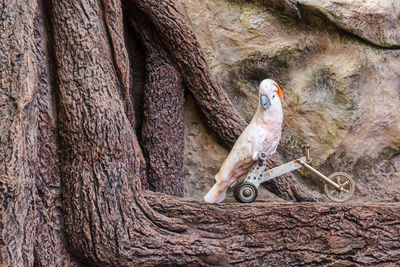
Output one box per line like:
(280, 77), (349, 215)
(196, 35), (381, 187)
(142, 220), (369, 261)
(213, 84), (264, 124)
(272, 95), (275, 99)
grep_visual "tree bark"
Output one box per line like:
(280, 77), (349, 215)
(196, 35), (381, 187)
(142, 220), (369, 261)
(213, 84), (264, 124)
(146, 192), (400, 266)
(0, 1), (38, 265)
(126, 0), (247, 148)
(34, 1), (80, 265)
(128, 8), (186, 196)
(48, 0), (184, 265)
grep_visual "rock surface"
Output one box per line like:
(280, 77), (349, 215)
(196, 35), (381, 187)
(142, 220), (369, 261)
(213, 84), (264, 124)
(181, 0), (400, 202)
(297, 0), (400, 48)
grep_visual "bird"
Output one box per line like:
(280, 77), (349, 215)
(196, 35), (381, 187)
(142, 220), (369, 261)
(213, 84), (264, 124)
(204, 79), (284, 203)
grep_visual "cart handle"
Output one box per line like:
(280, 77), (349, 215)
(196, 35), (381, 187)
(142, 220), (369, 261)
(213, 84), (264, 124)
(295, 159), (343, 191)
(302, 144), (311, 164)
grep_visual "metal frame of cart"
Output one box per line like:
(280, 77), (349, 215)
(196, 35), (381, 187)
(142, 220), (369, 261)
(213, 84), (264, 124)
(233, 144), (355, 203)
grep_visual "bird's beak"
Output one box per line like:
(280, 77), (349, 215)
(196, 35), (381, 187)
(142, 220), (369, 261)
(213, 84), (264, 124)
(261, 95), (271, 109)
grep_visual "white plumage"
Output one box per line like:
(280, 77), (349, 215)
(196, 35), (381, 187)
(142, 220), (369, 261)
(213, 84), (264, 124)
(204, 79), (284, 203)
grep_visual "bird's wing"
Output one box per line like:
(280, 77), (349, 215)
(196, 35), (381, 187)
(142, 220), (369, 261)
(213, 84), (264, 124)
(215, 122), (265, 182)
(267, 139), (280, 155)
(260, 127), (282, 156)
(246, 124), (268, 160)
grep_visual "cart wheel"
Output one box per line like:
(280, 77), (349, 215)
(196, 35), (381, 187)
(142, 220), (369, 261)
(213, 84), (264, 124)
(324, 172), (355, 202)
(233, 182), (258, 203)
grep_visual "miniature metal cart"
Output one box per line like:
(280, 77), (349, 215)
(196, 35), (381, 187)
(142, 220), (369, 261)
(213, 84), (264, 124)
(233, 144), (355, 203)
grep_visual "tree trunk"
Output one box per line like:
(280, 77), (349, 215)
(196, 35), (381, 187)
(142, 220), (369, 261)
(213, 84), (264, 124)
(34, 1), (80, 265)
(128, 8), (186, 196)
(1, 1), (38, 265)
(1, 0), (398, 266)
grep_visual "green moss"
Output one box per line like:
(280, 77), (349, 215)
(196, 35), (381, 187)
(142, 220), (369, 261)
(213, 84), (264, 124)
(212, 0), (225, 6)
(324, 128), (338, 145)
(273, 12), (296, 29)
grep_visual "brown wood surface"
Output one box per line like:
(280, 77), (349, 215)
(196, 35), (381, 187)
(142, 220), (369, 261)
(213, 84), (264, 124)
(128, 7), (186, 196)
(1, 0), (39, 265)
(147, 191), (400, 266)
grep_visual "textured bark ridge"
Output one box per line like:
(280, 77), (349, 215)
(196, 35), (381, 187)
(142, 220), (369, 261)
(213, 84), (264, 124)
(128, 7), (186, 196)
(1, 0), (399, 266)
(0, 1), (38, 265)
(34, 1), (80, 265)
(147, 192), (400, 266)
(128, 0), (248, 148)
(48, 0), (183, 264)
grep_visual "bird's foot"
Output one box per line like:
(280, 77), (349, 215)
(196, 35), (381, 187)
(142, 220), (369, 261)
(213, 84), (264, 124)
(252, 151), (269, 161)
(258, 152), (269, 161)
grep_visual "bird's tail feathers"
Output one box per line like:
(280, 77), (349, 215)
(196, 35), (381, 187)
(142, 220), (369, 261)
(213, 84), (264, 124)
(204, 183), (226, 203)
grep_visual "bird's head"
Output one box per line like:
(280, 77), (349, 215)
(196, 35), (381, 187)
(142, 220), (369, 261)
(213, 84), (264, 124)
(258, 79), (283, 110)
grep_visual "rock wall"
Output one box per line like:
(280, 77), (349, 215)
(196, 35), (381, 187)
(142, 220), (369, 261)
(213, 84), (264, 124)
(181, 0), (400, 202)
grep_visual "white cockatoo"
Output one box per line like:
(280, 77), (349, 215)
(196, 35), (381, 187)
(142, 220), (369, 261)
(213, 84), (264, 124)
(204, 79), (284, 203)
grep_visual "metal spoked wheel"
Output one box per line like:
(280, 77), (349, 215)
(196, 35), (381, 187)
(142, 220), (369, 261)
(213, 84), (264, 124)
(233, 182), (258, 203)
(324, 172), (355, 203)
